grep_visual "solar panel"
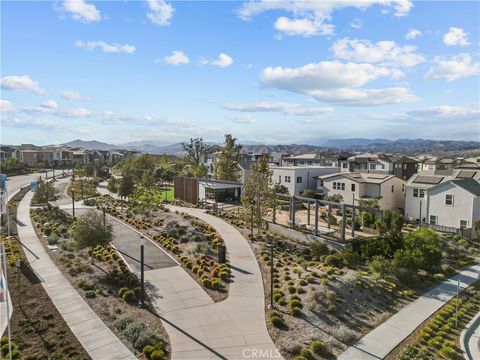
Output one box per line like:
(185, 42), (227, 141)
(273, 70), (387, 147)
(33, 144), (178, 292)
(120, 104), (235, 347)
(456, 171), (476, 179)
(413, 176), (444, 184)
(368, 175), (388, 179)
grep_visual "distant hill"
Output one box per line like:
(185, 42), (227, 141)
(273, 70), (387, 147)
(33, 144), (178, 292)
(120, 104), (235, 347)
(62, 139), (119, 151)
(55, 138), (479, 156)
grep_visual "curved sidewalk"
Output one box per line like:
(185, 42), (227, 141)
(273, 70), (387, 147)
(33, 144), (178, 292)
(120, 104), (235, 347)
(338, 263), (480, 360)
(16, 191), (136, 360)
(461, 310), (480, 360)
(147, 205), (281, 360)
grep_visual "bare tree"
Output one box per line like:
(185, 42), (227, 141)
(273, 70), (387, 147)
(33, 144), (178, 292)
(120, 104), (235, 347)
(181, 137), (211, 167)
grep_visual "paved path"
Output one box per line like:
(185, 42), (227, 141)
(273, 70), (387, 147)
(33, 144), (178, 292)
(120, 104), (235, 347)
(461, 310), (480, 360)
(147, 205), (281, 360)
(338, 263), (480, 359)
(16, 191), (136, 360)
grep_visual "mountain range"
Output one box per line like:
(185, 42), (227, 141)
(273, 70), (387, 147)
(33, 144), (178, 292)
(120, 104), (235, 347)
(60, 138), (480, 156)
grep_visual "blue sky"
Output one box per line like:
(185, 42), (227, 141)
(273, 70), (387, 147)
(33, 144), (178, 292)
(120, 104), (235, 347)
(1, 0), (479, 146)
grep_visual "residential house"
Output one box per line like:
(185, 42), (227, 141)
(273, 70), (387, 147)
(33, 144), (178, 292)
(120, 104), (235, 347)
(281, 152), (348, 168)
(317, 172), (406, 211)
(425, 178), (480, 232)
(201, 150), (255, 184)
(18, 148), (54, 166)
(417, 157), (457, 175)
(271, 166), (340, 196)
(342, 153), (417, 179)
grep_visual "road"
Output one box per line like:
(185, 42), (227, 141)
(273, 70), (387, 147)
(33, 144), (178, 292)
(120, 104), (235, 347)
(5, 169), (70, 201)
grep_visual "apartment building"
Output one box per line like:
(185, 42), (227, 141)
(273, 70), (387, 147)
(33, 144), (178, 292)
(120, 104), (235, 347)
(317, 172), (406, 211)
(271, 166), (340, 196)
(281, 152), (350, 168)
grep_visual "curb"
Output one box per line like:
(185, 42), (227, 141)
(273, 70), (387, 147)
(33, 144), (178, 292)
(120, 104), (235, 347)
(461, 309), (480, 360)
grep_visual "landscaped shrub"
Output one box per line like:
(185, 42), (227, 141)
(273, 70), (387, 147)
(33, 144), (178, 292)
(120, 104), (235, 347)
(291, 307), (302, 316)
(123, 321), (145, 343)
(289, 299), (302, 309)
(118, 287), (129, 298)
(143, 345), (154, 358)
(287, 285), (297, 294)
(122, 290), (137, 303)
(270, 316), (284, 328)
(324, 254), (343, 267)
(134, 329), (161, 350)
(150, 350), (165, 360)
(85, 290), (96, 298)
(310, 340), (328, 356)
(114, 315), (136, 331)
(299, 348), (313, 360)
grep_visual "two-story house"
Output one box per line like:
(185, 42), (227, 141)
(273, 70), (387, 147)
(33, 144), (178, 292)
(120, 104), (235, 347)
(317, 172), (406, 211)
(425, 178), (480, 231)
(271, 166), (340, 196)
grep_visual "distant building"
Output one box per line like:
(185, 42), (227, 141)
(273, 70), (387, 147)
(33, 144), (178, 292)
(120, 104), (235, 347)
(174, 176), (242, 204)
(417, 157), (457, 175)
(342, 153), (418, 180)
(317, 172), (406, 211)
(271, 166), (340, 196)
(281, 152), (349, 167)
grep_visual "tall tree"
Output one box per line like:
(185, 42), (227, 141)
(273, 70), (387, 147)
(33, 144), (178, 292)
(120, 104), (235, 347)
(33, 178), (58, 206)
(72, 210), (113, 264)
(181, 137), (211, 166)
(118, 174), (134, 200)
(242, 156), (273, 235)
(214, 134), (242, 181)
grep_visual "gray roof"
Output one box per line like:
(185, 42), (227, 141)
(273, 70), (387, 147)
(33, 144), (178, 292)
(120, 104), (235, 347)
(238, 160), (253, 170)
(451, 178), (480, 196)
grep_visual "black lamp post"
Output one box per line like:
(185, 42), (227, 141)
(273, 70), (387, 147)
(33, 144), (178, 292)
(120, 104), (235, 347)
(269, 239), (275, 309)
(102, 207), (106, 227)
(72, 190), (75, 218)
(140, 235), (145, 308)
(80, 179), (84, 199)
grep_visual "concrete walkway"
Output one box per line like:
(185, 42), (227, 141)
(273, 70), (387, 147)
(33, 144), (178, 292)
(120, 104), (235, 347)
(144, 205), (281, 360)
(461, 310), (480, 360)
(338, 263), (480, 359)
(16, 191), (136, 360)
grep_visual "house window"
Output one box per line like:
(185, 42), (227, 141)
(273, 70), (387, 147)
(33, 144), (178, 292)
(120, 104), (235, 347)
(333, 182), (337, 190)
(299, 160), (305, 165)
(340, 183), (345, 190)
(413, 188), (425, 198)
(445, 194), (454, 206)
(342, 162), (348, 169)
(369, 163), (376, 169)
(391, 185), (394, 193)
(430, 215), (437, 225)
(285, 176), (291, 183)
(351, 184), (355, 191)
(381, 164), (385, 169)
(307, 161), (312, 165)
(402, 184), (405, 192)
(296, 176), (302, 184)
(460, 220), (468, 229)
(278, 175), (281, 183)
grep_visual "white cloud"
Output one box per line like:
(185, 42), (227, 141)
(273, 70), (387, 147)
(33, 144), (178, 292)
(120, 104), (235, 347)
(1, 75), (45, 95)
(100, 111), (154, 125)
(350, 18), (362, 29)
(2, 116), (64, 130)
(0, 100), (13, 113)
(62, 0), (101, 23)
(75, 40), (136, 54)
(443, 27), (470, 46)
(226, 114), (257, 123)
(200, 53), (234, 68)
(146, 0), (174, 26)
(61, 89), (89, 101)
(425, 53), (480, 81)
(223, 102), (334, 116)
(274, 16), (333, 37)
(259, 61), (418, 106)
(41, 100), (58, 109)
(406, 104), (479, 120)
(332, 38), (425, 67)
(237, 1), (412, 37)
(405, 28), (422, 40)
(309, 87), (419, 106)
(163, 50), (190, 65)
(165, 118), (194, 126)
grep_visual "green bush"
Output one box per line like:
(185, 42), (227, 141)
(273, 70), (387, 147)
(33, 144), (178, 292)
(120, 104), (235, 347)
(118, 287), (129, 297)
(85, 290), (96, 298)
(300, 348), (313, 360)
(324, 254), (343, 267)
(291, 307), (302, 316)
(433, 273), (445, 282)
(311, 340), (328, 356)
(289, 299), (302, 309)
(270, 316), (284, 328)
(287, 285), (297, 294)
(123, 321), (145, 343)
(114, 314), (136, 330)
(440, 346), (457, 359)
(143, 345), (154, 358)
(150, 350), (165, 360)
(134, 329), (161, 350)
(123, 290), (137, 303)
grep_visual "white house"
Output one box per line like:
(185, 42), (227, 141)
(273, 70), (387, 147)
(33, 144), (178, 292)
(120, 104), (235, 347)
(271, 166), (340, 196)
(405, 168), (480, 222)
(426, 178), (480, 230)
(317, 172), (406, 211)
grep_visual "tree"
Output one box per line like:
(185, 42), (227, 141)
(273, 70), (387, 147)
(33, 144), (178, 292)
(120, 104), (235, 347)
(215, 134), (242, 181)
(181, 137), (211, 166)
(72, 210), (113, 264)
(403, 228), (442, 270)
(241, 156), (273, 235)
(118, 174), (134, 199)
(107, 177), (118, 193)
(193, 164), (208, 178)
(302, 189), (317, 199)
(33, 178), (58, 205)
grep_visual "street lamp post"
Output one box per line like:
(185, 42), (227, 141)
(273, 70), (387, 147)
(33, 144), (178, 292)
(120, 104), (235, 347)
(72, 190), (75, 218)
(140, 236), (145, 308)
(103, 207), (106, 227)
(80, 179), (84, 199)
(268, 240), (274, 309)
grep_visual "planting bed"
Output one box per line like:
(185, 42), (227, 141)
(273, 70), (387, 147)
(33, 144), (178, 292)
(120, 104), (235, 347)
(1, 190), (90, 360)
(386, 281), (480, 360)
(30, 205), (170, 360)
(90, 195), (231, 301)
(67, 177), (100, 200)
